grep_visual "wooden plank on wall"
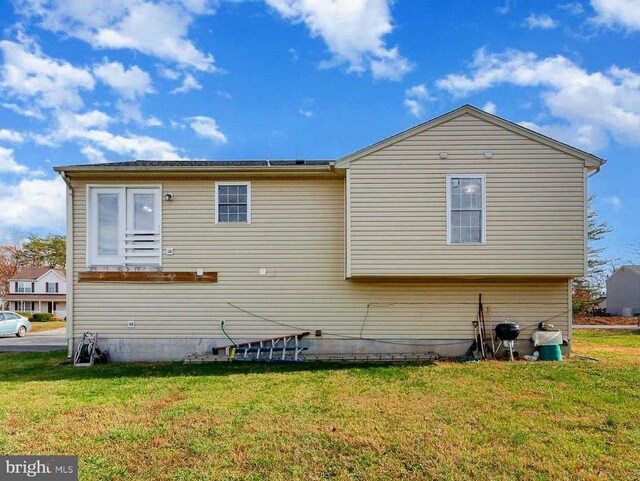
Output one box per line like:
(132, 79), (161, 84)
(79, 271), (218, 283)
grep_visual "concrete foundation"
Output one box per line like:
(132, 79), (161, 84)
(75, 336), (565, 362)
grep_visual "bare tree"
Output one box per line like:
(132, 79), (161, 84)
(0, 230), (28, 300)
(573, 195), (612, 298)
(627, 243), (640, 262)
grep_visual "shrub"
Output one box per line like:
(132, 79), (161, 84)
(31, 312), (55, 322)
(16, 312), (31, 319)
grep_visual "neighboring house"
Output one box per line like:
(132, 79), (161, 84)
(5, 268), (67, 318)
(606, 266), (640, 316)
(54, 105), (605, 361)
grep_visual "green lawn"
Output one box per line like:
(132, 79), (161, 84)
(1, 330), (639, 481)
(28, 321), (66, 333)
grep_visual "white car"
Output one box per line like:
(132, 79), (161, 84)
(0, 311), (31, 337)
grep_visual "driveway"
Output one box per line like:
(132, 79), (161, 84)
(0, 328), (66, 352)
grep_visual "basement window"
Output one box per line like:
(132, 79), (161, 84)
(215, 182), (251, 224)
(87, 186), (162, 266)
(447, 174), (486, 245)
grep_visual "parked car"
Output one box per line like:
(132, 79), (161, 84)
(0, 311), (31, 337)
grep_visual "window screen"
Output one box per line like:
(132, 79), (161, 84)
(449, 176), (484, 244)
(217, 184), (249, 223)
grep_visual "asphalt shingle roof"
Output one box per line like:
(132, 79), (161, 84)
(56, 159), (333, 169)
(12, 268), (65, 280)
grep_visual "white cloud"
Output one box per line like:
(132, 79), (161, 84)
(170, 73), (202, 94)
(558, 2), (584, 14)
(519, 120), (610, 152)
(0, 177), (66, 233)
(0, 129), (25, 143)
(524, 14), (559, 29)
(496, 0), (514, 15)
(1, 102), (45, 119)
(20, 0), (218, 72)
(39, 109), (183, 160)
(265, 0), (412, 80)
(437, 48), (640, 150)
(144, 116), (163, 127)
(63, 110), (113, 130)
(603, 195), (622, 211)
(157, 65), (181, 80)
(79, 130), (182, 159)
(187, 116), (227, 144)
(0, 38), (95, 110)
(403, 84), (434, 118)
(93, 61), (154, 99)
(0, 146), (28, 174)
(298, 109), (313, 117)
(482, 101), (497, 114)
(590, 0), (640, 31)
(80, 145), (107, 163)
(112, 101), (162, 127)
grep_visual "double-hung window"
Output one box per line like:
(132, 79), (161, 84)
(215, 182), (251, 224)
(46, 282), (58, 293)
(447, 174), (486, 245)
(17, 282), (32, 293)
(88, 186), (161, 266)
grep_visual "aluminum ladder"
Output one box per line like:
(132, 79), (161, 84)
(215, 332), (310, 362)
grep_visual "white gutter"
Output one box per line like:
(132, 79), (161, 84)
(60, 171), (74, 359)
(587, 165), (602, 179)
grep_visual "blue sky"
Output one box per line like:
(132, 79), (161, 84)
(0, 0), (638, 266)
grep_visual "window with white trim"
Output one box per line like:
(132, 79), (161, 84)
(17, 282), (32, 293)
(88, 186), (161, 266)
(447, 175), (486, 245)
(46, 282), (58, 293)
(15, 301), (34, 311)
(215, 182), (251, 223)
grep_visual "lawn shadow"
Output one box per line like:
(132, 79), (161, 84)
(0, 350), (436, 383)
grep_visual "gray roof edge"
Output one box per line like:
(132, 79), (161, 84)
(54, 159), (335, 172)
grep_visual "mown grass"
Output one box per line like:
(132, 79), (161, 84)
(28, 321), (66, 333)
(1, 331), (639, 481)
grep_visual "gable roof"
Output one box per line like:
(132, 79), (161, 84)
(11, 268), (66, 281)
(336, 104), (606, 169)
(613, 265), (640, 278)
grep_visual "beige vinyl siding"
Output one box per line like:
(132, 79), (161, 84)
(70, 176), (570, 342)
(348, 113), (586, 277)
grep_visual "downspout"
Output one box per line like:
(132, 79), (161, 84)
(587, 165), (601, 179)
(60, 171), (74, 359)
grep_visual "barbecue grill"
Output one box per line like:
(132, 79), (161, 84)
(495, 321), (520, 361)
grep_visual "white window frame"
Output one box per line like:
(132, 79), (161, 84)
(126, 188), (162, 234)
(46, 282), (57, 293)
(215, 182), (252, 224)
(87, 185), (162, 267)
(15, 301), (34, 312)
(17, 282), (32, 293)
(446, 174), (486, 245)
